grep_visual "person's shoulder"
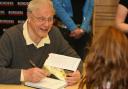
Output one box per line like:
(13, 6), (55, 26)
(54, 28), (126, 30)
(5, 24), (23, 34)
(49, 26), (61, 34)
(119, 0), (128, 3)
(4, 24), (23, 37)
(119, 0), (128, 8)
(6, 24), (23, 31)
(49, 26), (63, 39)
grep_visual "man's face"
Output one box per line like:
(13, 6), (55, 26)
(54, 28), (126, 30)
(28, 5), (54, 39)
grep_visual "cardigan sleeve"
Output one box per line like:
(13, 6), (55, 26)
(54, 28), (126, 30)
(0, 32), (21, 84)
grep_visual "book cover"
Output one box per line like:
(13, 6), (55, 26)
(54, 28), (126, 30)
(25, 77), (67, 89)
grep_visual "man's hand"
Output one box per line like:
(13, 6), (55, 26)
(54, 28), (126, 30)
(23, 67), (49, 82)
(66, 70), (81, 86)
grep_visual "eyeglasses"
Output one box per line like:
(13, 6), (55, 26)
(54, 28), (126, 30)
(32, 14), (54, 24)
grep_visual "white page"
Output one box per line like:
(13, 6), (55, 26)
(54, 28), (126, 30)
(25, 77), (67, 89)
(44, 53), (81, 71)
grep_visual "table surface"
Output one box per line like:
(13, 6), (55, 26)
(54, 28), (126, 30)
(0, 83), (79, 89)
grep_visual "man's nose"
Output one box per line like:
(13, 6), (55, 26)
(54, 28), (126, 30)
(41, 21), (51, 30)
(43, 20), (50, 27)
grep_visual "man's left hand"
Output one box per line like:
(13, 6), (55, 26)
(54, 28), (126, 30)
(65, 70), (81, 86)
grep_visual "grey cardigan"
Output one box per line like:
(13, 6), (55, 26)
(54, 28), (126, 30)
(0, 24), (82, 84)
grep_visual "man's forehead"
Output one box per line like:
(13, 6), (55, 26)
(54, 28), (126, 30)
(32, 5), (54, 14)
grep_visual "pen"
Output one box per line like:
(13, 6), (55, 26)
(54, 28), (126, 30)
(29, 59), (59, 79)
(29, 59), (37, 67)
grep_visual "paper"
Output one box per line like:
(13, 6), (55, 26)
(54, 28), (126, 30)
(25, 77), (67, 89)
(44, 65), (66, 80)
(44, 53), (81, 71)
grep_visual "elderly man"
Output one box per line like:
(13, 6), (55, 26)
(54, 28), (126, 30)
(0, 0), (82, 86)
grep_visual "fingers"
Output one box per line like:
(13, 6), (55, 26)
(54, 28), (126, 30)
(69, 28), (84, 39)
(66, 76), (79, 86)
(23, 67), (49, 82)
(66, 70), (81, 86)
(69, 31), (76, 37)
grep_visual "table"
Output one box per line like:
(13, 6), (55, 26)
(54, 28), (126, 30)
(0, 83), (79, 89)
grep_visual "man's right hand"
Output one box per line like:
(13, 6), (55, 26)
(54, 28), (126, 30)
(23, 67), (49, 83)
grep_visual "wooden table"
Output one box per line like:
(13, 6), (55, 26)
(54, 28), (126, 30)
(0, 83), (79, 89)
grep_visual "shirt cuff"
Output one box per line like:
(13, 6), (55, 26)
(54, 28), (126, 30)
(20, 69), (25, 82)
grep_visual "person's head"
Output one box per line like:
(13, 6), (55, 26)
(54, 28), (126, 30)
(79, 26), (128, 89)
(27, 0), (55, 39)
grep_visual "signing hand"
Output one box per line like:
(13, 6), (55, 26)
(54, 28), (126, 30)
(23, 67), (49, 82)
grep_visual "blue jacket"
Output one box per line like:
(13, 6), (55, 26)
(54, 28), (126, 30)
(53, 0), (94, 33)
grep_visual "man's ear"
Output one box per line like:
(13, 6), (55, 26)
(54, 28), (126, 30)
(28, 19), (30, 23)
(27, 13), (31, 22)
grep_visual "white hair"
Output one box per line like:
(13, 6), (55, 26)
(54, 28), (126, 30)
(27, 0), (55, 14)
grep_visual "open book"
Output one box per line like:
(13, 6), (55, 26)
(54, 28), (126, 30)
(44, 53), (81, 71)
(44, 53), (81, 81)
(25, 77), (67, 89)
(25, 53), (81, 89)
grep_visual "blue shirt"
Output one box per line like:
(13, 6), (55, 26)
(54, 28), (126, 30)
(53, 0), (94, 33)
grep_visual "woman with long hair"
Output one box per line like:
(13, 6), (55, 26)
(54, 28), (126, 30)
(115, 0), (128, 33)
(79, 26), (128, 89)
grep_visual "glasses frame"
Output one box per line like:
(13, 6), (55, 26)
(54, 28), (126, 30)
(31, 13), (54, 24)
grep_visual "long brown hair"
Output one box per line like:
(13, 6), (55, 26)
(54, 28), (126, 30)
(79, 26), (128, 89)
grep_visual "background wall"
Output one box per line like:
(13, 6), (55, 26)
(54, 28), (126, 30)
(0, 0), (30, 35)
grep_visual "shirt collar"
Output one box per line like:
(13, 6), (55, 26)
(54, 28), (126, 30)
(23, 20), (50, 48)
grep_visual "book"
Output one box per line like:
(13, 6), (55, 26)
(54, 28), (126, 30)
(25, 53), (80, 89)
(44, 65), (66, 81)
(43, 53), (81, 81)
(44, 53), (81, 71)
(25, 77), (67, 89)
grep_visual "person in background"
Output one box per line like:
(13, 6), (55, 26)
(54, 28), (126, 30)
(115, 0), (128, 34)
(52, 0), (94, 60)
(79, 26), (128, 89)
(0, 0), (82, 85)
